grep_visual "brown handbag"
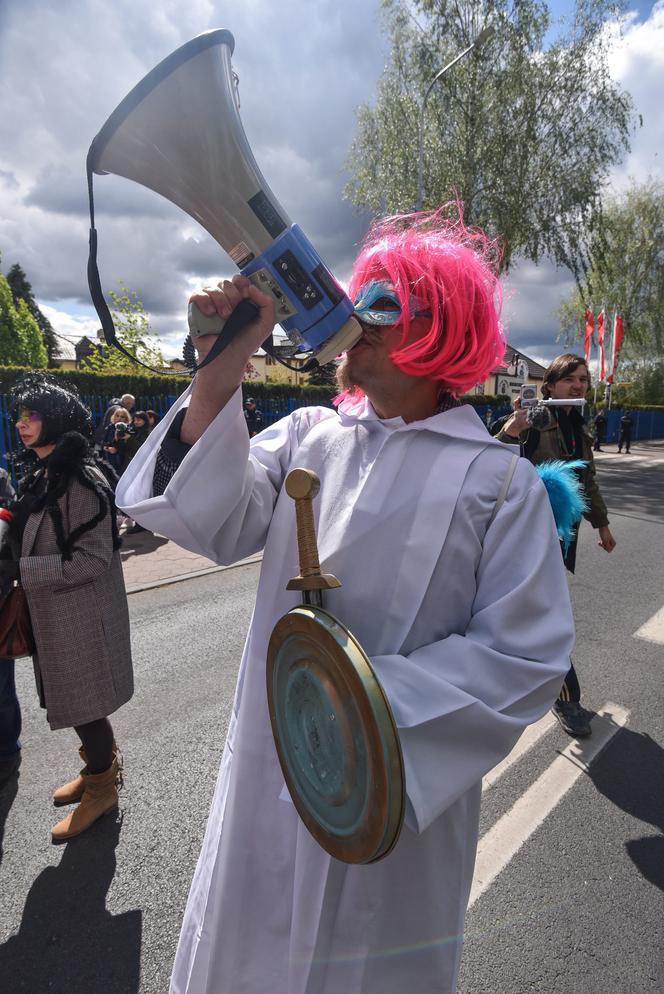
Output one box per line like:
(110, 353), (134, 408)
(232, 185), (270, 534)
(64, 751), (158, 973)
(0, 584), (35, 659)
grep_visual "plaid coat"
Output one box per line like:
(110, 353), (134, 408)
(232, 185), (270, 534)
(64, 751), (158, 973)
(19, 475), (133, 730)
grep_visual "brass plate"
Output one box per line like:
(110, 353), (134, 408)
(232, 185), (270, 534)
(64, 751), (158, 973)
(267, 606), (405, 864)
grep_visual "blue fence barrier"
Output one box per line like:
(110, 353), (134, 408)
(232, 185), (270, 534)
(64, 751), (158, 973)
(605, 408), (664, 443)
(2, 391), (659, 482)
(0, 393), (180, 482)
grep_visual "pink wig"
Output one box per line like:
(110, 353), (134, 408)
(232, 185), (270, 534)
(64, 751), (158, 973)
(343, 206), (506, 398)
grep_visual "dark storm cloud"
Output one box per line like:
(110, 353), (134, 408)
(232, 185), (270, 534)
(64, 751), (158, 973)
(25, 167), (178, 219)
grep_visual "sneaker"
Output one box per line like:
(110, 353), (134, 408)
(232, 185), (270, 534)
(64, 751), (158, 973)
(125, 523), (147, 534)
(552, 700), (592, 738)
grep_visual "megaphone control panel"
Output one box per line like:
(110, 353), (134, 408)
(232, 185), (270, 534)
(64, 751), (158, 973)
(188, 222), (362, 364)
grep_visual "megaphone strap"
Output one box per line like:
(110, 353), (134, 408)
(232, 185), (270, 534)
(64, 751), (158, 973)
(87, 160), (318, 377)
(87, 160), (259, 377)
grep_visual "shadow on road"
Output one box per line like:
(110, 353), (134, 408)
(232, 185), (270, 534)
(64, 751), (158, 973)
(0, 813), (142, 992)
(595, 454), (664, 524)
(120, 531), (169, 559)
(586, 724), (664, 893)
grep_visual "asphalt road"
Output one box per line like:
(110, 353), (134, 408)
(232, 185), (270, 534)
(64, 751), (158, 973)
(0, 446), (662, 994)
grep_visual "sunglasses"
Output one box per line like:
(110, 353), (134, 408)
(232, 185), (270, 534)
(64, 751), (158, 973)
(15, 409), (42, 425)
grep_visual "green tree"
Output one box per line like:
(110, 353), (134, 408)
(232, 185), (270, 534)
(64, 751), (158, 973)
(15, 298), (48, 367)
(307, 361), (338, 387)
(6, 262), (58, 365)
(345, 0), (636, 278)
(0, 274), (26, 365)
(0, 273), (47, 367)
(558, 180), (664, 401)
(80, 285), (166, 373)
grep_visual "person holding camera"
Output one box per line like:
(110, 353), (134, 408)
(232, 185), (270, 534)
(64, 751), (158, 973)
(102, 406), (134, 475)
(493, 353), (616, 738)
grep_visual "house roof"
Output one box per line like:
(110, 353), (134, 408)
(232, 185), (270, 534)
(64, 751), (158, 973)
(491, 345), (547, 379)
(51, 336), (78, 361)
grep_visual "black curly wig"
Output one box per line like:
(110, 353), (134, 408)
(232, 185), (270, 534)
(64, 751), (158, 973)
(10, 375), (121, 560)
(9, 372), (92, 446)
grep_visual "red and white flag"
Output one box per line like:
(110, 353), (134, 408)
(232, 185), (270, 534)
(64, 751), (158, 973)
(584, 308), (594, 364)
(608, 314), (624, 384)
(597, 310), (605, 380)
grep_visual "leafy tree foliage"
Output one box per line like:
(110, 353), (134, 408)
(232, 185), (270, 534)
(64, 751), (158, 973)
(559, 180), (664, 403)
(0, 273), (48, 368)
(80, 285), (166, 373)
(307, 361), (339, 387)
(5, 262), (58, 365)
(345, 0), (636, 278)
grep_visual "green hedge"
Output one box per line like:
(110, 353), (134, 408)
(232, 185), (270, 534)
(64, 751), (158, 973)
(0, 365), (515, 410)
(592, 402), (664, 412)
(0, 364), (190, 397)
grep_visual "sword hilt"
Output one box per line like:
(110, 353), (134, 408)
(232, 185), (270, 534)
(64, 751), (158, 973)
(285, 468), (341, 595)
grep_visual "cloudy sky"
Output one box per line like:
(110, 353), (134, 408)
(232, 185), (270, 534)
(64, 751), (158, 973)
(0, 0), (662, 365)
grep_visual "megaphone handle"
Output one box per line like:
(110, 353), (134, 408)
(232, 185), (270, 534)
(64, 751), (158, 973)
(188, 299), (254, 341)
(188, 298), (259, 372)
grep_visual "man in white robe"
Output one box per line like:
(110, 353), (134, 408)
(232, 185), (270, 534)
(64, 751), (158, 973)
(117, 214), (574, 994)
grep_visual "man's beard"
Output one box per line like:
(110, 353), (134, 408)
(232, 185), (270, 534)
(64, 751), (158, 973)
(335, 357), (362, 395)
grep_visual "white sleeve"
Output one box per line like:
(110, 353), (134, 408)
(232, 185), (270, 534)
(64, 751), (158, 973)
(369, 478), (575, 834)
(115, 387), (331, 564)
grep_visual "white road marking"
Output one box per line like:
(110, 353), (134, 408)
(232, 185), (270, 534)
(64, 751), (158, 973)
(633, 606), (664, 646)
(482, 712), (556, 792)
(469, 702), (630, 908)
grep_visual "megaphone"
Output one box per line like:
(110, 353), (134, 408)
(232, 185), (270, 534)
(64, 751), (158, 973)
(86, 29), (362, 372)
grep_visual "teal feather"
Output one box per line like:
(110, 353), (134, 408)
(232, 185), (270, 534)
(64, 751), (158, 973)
(535, 459), (588, 552)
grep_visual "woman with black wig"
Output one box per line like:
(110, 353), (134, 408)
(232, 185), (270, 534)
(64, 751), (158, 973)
(0, 374), (133, 840)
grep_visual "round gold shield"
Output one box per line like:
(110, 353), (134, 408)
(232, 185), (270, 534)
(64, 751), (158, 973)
(267, 605), (405, 864)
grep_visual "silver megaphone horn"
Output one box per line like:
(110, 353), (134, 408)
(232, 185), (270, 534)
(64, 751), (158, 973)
(86, 29), (362, 373)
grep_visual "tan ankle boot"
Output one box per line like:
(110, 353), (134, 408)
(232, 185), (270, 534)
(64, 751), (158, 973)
(52, 741), (120, 806)
(53, 746), (88, 806)
(51, 758), (121, 841)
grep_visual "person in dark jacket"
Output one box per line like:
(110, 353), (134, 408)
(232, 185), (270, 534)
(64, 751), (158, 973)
(102, 407), (134, 475)
(618, 411), (633, 453)
(93, 398), (122, 451)
(244, 397), (263, 437)
(122, 412), (152, 534)
(494, 354), (616, 738)
(593, 409), (607, 451)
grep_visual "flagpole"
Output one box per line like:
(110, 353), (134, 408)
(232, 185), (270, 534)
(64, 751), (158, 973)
(606, 305), (614, 410)
(593, 303), (598, 405)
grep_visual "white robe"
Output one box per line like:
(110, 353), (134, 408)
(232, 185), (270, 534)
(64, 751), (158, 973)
(117, 388), (574, 994)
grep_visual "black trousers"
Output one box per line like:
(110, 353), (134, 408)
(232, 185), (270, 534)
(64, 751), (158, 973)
(559, 529), (581, 703)
(558, 662), (581, 703)
(618, 429), (632, 452)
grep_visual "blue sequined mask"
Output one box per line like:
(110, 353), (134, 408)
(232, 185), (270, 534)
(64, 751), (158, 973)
(353, 279), (431, 326)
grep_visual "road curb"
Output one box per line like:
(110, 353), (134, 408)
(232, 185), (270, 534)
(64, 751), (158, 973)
(126, 555), (263, 595)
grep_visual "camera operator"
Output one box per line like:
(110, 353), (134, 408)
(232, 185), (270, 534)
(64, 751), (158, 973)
(102, 407), (134, 475)
(493, 354), (616, 739)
